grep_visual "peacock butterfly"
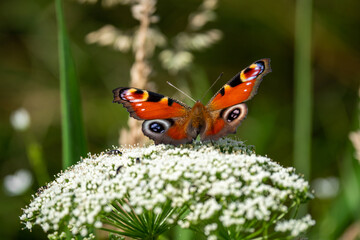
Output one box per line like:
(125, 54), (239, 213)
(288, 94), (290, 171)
(113, 59), (271, 146)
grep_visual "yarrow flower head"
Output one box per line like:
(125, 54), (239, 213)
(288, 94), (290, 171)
(21, 139), (314, 239)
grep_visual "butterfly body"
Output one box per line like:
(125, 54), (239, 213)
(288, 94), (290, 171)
(113, 59), (271, 146)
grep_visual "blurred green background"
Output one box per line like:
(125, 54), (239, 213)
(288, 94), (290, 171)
(1, 0), (359, 239)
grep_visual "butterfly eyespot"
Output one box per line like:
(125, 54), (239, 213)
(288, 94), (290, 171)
(149, 122), (166, 133)
(227, 108), (241, 122)
(143, 119), (172, 137)
(221, 103), (248, 124)
(119, 88), (149, 103)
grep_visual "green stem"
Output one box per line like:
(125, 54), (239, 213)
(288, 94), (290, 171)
(293, 0), (313, 178)
(26, 141), (50, 185)
(293, 0), (313, 214)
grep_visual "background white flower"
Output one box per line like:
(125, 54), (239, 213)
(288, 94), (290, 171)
(10, 108), (30, 131)
(4, 169), (33, 196)
(311, 177), (339, 199)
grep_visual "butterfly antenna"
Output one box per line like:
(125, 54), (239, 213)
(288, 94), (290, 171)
(200, 72), (223, 102)
(166, 81), (196, 103)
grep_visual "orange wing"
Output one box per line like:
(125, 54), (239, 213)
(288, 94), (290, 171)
(142, 118), (196, 145)
(200, 103), (248, 141)
(113, 87), (195, 145)
(207, 59), (271, 111)
(113, 87), (190, 120)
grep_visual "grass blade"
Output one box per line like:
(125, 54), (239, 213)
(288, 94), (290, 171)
(55, 0), (87, 169)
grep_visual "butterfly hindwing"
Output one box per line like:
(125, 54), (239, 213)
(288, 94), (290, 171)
(142, 118), (197, 145)
(201, 103), (248, 141)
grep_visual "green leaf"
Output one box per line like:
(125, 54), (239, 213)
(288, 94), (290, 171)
(55, 0), (87, 169)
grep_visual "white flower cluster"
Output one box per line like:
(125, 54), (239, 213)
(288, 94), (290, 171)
(21, 139), (314, 239)
(275, 214), (316, 237)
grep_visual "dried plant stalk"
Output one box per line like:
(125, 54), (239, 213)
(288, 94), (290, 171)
(120, 0), (154, 145)
(81, 0), (222, 145)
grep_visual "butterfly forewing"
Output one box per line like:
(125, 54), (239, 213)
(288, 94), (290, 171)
(207, 58), (271, 111)
(113, 87), (190, 120)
